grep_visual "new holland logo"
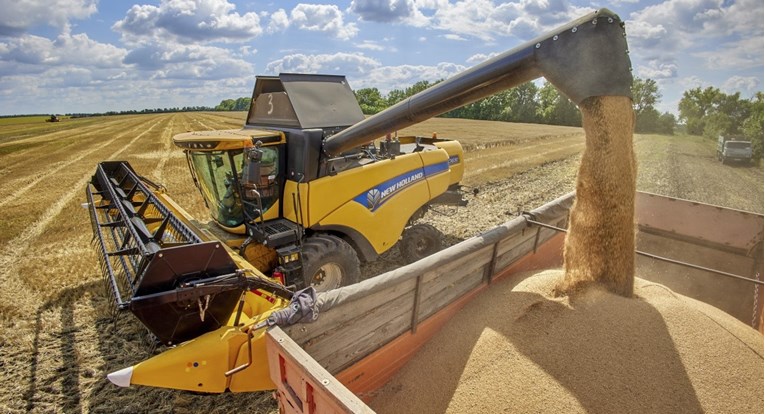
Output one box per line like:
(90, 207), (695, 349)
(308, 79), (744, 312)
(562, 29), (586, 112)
(354, 169), (427, 212)
(366, 188), (382, 210)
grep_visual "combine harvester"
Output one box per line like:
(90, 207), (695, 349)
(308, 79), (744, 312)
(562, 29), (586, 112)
(85, 8), (763, 411)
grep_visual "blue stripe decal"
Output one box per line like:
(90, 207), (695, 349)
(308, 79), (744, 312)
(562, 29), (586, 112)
(353, 168), (426, 212)
(423, 161), (449, 177)
(353, 161), (450, 212)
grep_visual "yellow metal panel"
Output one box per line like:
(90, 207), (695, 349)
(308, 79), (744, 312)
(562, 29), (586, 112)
(434, 140), (465, 185)
(418, 148), (451, 197)
(318, 180), (431, 253)
(172, 129), (285, 151)
(308, 149), (461, 254)
(129, 291), (284, 393)
(228, 327), (276, 392)
(307, 153), (424, 227)
(282, 180), (310, 225)
(130, 326), (248, 393)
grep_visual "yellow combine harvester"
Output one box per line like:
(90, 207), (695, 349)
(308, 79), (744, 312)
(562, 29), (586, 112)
(86, 8), (633, 394)
(87, 75), (468, 392)
(171, 74), (466, 290)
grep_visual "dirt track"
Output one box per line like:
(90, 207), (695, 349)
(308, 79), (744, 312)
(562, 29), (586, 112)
(0, 113), (762, 413)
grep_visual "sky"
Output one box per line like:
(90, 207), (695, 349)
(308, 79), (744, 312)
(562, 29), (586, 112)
(0, 0), (762, 116)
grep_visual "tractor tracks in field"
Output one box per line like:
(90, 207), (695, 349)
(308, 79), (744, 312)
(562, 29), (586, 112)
(0, 119), (166, 318)
(465, 134), (584, 179)
(0, 116), (138, 149)
(150, 117), (176, 184)
(0, 118), (164, 209)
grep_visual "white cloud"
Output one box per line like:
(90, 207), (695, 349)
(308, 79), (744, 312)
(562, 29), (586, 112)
(350, 0), (430, 26)
(0, 70), (254, 114)
(628, 0), (763, 52)
(267, 9), (290, 34)
(351, 0), (417, 22)
(113, 0), (263, 44)
(429, 0), (590, 42)
(626, 20), (668, 49)
(636, 60), (678, 79)
(466, 52), (500, 65)
(123, 43), (253, 80)
(265, 52), (381, 75)
(0, 0), (97, 35)
(430, 0), (496, 41)
(290, 4), (358, 40)
(0, 32), (126, 76)
(697, 0), (763, 37)
(239, 45), (256, 56)
(360, 62), (467, 93)
(722, 76), (761, 95)
(679, 75), (707, 90)
(694, 37), (763, 70)
(443, 34), (467, 41)
(356, 41), (386, 51)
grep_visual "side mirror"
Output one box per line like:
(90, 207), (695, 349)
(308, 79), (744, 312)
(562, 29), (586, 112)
(241, 144), (263, 200)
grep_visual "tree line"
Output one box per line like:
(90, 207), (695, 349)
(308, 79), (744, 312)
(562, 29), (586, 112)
(679, 88), (763, 158)
(354, 78), (763, 159)
(354, 77), (677, 135)
(213, 77), (762, 160)
(60, 106), (216, 118)
(214, 97), (251, 111)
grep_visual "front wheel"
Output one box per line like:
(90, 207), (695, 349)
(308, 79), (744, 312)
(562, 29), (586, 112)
(399, 223), (443, 264)
(301, 234), (360, 292)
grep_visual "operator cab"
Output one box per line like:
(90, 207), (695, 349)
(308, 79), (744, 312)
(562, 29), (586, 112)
(173, 129), (285, 233)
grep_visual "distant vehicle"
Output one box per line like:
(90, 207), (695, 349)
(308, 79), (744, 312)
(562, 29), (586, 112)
(46, 115), (60, 122)
(717, 135), (752, 165)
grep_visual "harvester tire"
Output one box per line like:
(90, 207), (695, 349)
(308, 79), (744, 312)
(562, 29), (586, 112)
(302, 234), (360, 292)
(399, 223), (443, 264)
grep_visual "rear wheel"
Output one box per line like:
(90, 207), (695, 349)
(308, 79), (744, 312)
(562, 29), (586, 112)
(301, 234), (360, 292)
(399, 223), (443, 264)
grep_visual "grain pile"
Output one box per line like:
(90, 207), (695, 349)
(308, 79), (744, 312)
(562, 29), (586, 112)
(369, 270), (764, 413)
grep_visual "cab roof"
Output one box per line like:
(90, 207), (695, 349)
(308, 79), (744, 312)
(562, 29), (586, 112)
(172, 128), (282, 150)
(246, 73), (365, 129)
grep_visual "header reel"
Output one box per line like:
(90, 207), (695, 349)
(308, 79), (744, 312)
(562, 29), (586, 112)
(86, 161), (291, 345)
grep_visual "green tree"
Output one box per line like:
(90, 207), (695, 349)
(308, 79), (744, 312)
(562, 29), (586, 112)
(631, 77), (673, 134)
(679, 86), (756, 140)
(502, 82), (540, 123)
(386, 88), (408, 106)
(234, 97), (250, 111)
(354, 88), (386, 114)
(742, 92), (763, 160)
(405, 80), (433, 97)
(537, 82), (581, 126)
(657, 112), (677, 135)
(678, 87), (720, 135)
(216, 98), (236, 111)
(632, 77), (660, 116)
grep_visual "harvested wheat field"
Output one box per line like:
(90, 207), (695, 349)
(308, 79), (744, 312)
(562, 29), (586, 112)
(370, 269), (765, 413)
(0, 112), (762, 413)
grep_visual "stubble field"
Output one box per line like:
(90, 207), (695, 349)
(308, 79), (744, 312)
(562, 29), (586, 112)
(0, 112), (762, 413)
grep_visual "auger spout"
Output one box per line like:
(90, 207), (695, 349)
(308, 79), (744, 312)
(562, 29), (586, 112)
(322, 8), (632, 157)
